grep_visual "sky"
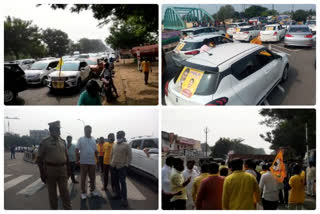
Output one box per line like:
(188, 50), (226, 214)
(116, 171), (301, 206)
(162, 4), (316, 19)
(162, 108), (273, 154)
(4, 108), (158, 143)
(4, 4), (113, 45)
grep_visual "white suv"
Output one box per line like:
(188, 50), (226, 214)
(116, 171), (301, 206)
(233, 25), (260, 42)
(164, 43), (289, 105)
(226, 22), (247, 36)
(129, 136), (158, 179)
(172, 34), (234, 67)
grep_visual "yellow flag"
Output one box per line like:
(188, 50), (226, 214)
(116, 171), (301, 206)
(270, 149), (286, 182)
(250, 35), (262, 45)
(56, 57), (63, 70)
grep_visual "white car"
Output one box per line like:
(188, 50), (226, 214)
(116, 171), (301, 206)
(24, 59), (59, 85)
(164, 43), (289, 105)
(47, 60), (91, 91)
(129, 136), (158, 179)
(306, 20), (316, 34)
(172, 34), (234, 67)
(260, 24), (286, 42)
(233, 25), (260, 42)
(181, 26), (225, 39)
(226, 22), (247, 36)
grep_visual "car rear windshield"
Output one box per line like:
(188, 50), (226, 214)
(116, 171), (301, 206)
(61, 63), (79, 71)
(173, 67), (220, 95)
(228, 24), (237, 28)
(86, 60), (97, 65)
(289, 27), (310, 33)
(240, 28), (252, 32)
(30, 62), (48, 70)
(181, 42), (203, 51)
(306, 21), (316, 25)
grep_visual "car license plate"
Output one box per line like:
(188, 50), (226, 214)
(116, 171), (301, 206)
(53, 81), (64, 89)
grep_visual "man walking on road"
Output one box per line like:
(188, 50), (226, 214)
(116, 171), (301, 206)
(10, 144), (16, 159)
(36, 121), (72, 210)
(110, 131), (132, 207)
(102, 133), (115, 191)
(222, 158), (260, 210)
(76, 125), (99, 199)
(67, 136), (79, 184)
(141, 57), (152, 84)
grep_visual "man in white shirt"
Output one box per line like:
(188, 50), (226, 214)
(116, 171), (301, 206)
(76, 125), (98, 199)
(182, 160), (199, 210)
(306, 162), (316, 196)
(259, 163), (280, 210)
(162, 156), (175, 209)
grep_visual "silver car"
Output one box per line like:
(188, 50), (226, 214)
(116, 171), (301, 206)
(284, 25), (314, 47)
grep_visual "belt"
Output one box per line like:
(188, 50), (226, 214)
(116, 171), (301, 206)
(45, 162), (66, 167)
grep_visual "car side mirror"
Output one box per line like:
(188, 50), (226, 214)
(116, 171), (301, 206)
(48, 67), (52, 70)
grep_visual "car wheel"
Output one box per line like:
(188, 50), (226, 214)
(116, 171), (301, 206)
(41, 77), (48, 86)
(4, 89), (16, 104)
(281, 65), (289, 82)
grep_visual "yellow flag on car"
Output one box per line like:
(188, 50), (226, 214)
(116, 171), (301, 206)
(250, 35), (262, 45)
(56, 57), (63, 77)
(270, 149), (286, 182)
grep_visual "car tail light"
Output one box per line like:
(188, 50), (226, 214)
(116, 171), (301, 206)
(164, 81), (169, 96)
(259, 32), (261, 36)
(305, 34), (313, 38)
(206, 97), (229, 106)
(244, 31), (249, 34)
(184, 50), (200, 55)
(285, 34), (293, 37)
(273, 32), (278, 36)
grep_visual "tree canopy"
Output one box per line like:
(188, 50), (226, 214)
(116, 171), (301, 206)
(216, 5), (236, 21)
(42, 28), (70, 57)
(4, 16), (46, 60)
(244, 5), (268, 18)
(259, 109), (315, 159)
(210, 137), (265, 159)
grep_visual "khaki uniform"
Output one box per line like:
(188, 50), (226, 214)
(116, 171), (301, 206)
(37, 135), (72, 210)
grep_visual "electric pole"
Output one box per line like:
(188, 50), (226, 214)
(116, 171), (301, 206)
(204, 127), (209, 158)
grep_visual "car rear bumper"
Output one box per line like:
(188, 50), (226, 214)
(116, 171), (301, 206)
(260, 35), (278, 42)
(284, 37), (313, 47)
(233, 34), (249, 41)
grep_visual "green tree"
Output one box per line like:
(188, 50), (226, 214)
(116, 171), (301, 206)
(261, 9), (279, 17)
(42, 28), (70, 57)
(292, 9), (309, 22)
(4, 16), (46, 60)
(259, 109), (315, 159)
(244, 5), (268, 18)
(216, 5), (236, 21)
(76, 38), (106, 53)
(210, 137), (265, 158)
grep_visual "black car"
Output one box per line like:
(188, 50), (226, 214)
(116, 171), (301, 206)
(4, 63), (28, 104)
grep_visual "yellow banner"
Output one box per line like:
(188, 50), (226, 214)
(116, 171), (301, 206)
(175, 67), (204, 98)
(56, 57), (64, 71)
(270, 149), (286, 182)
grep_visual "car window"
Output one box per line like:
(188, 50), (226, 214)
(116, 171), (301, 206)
(181, 42), (203, 51)
(142, 139), (158, 149)
(131, 140), (142, 149)
(212, 36), (233, 45)
(48, 61), (59, 69)
(61, 62), (79, 71)
(255, 49), (274, 69)
(30, 62), (48, 70)
(231, 54), (259, 80)
(289, 27), (310, 33)
(239, 23), (247, 27)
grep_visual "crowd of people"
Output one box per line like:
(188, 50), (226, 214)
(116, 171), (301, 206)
(162, 156), (316, 210)
(36, 121), (132, 209)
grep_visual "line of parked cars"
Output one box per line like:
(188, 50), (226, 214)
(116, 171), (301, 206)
(4, 51), (116, 104)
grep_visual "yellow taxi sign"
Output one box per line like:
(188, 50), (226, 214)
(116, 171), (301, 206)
(266, 26), (275, 31)
(236, 28), (241, 32)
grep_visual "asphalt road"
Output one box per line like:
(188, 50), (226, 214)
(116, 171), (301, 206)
(4, 152), (158, 210)
(162, 40), (316, 105)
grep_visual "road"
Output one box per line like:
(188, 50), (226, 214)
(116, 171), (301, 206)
(4, 152), (158, 210)
(162, 40), (316, 105)
(9, 59), (158, 105)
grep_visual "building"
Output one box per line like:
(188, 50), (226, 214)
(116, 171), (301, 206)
(162, 131), (202, 152)
(29, 130), (49, 143)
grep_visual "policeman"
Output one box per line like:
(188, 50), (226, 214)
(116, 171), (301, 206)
(36, 121), (72, 210)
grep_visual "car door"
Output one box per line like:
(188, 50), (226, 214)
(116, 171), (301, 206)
(230, 51), (272, 104)
(140, 139), (158, 177)
(129, 140), (143, 169)
(47, 61), (59, 75)
(258, 49), (283, 86)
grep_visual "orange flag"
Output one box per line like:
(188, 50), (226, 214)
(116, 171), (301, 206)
(250, 35), (262, 45)
(270, 149), (286, 182)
